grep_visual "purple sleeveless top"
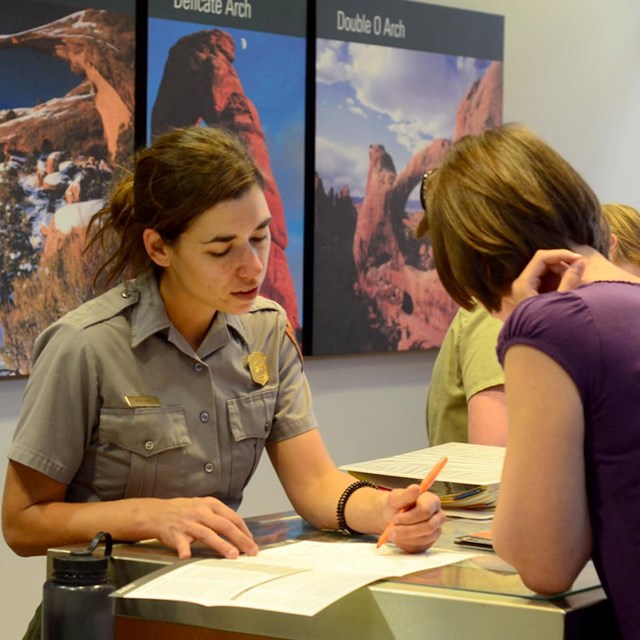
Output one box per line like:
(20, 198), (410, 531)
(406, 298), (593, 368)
(498, 282), (640, 640)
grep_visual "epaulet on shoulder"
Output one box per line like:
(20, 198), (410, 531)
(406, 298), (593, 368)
(248, 297), (304, 367)
(285, 317), (304, 369)
(248, 296), (282, 313)
(56, 284), (139, 331)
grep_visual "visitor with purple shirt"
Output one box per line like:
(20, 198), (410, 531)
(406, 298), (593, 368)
(416, 122), (640, 640)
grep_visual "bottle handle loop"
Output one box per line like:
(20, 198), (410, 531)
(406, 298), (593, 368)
(70, 531), (113, 559)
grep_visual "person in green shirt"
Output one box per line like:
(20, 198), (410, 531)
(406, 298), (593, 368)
(426, 305), (506, 446)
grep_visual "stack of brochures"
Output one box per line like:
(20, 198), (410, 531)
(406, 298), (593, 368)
(340, 442), (505, 520)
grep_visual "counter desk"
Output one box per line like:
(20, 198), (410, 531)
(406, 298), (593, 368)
(48, 511), (615, 640)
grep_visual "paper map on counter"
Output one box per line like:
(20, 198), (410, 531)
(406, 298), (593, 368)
(116, 540), (476, 616)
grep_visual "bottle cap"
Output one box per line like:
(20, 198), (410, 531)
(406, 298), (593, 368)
(53, 531), (113, 575)
(53, 554), (109, 574)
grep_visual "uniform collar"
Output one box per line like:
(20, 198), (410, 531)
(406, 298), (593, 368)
(196, 313), (247, 359)
(128, 271), (250, 354)
(129, 271), (171, 348)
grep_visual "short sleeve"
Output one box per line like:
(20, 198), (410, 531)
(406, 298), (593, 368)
(267, 309), (317, 442)
(497, 293), (601, 402)
(8, 322), (101, 483)
(459, 308), (505, 400)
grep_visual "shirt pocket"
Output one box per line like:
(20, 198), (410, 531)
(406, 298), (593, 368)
(93, 405), (191, 500)
(226, 388), (277, 497)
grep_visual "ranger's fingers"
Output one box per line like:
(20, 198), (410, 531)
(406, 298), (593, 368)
(208, 515), (259, 557)
(393, 491), (442, 526)
(178, 522), (243, 559)
(202, 497), (255, 540)
(174, 535), (194, 560)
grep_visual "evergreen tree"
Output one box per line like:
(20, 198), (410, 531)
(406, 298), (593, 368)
(0, 172), (40, 307)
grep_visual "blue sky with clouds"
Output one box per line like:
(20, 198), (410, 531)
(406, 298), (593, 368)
(316, 39), (491, 200)
(0, 3), (88, 110)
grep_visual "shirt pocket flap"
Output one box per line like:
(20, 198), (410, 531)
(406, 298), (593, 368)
(99, 406), (191, 458)
(227, 389), (277, 442)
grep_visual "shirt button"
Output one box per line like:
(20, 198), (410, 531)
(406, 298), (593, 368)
(264, 422), (270, 432)
(193, 362), (204, 372)
(144, 440), (155, 451)
(199, 411), (210, 423)
(204, 462), (214, 473)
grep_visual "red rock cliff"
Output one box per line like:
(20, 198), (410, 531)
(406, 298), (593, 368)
(336, 62), (503, 351)
(151, 29), (299, 330)
(0, 9), (135, 160)
(454, 60), (503, 140)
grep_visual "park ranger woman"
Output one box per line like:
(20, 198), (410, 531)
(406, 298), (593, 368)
(3, 126), (444, 566)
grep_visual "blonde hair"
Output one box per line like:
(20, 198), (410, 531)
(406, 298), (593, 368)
(601, 203), (640, 268)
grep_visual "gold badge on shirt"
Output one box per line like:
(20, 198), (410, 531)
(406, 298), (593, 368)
(247, 352), (269, 386)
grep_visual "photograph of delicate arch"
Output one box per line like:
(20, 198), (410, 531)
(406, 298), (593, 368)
(311, 0), (504, 355)
(0, 0), (135, 376)
(147, 0), (307, 339)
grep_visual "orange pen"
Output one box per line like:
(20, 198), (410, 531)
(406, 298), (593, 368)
(376, 455), (448, 549)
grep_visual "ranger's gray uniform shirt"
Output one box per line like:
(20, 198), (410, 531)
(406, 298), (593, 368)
(9, 271), (316, 509)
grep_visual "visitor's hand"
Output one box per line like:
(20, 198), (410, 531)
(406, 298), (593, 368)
(510, 249), (586, 304)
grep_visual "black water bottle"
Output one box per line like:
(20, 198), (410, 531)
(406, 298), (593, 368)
(42, 531), (115, 640)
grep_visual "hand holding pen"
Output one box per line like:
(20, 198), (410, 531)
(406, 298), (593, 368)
(377, 456), (448, 549)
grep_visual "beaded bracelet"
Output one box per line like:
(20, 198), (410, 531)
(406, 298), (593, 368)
(336, 480), (378, 535)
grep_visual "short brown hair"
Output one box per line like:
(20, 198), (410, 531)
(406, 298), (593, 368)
(417, 123), (605, 312)
(86, 126), (263, 287)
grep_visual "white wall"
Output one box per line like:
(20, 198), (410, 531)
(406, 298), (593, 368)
(2, 0), (640, 636)
(0, 379), (45, 635)
(432, 0), (640, 206)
